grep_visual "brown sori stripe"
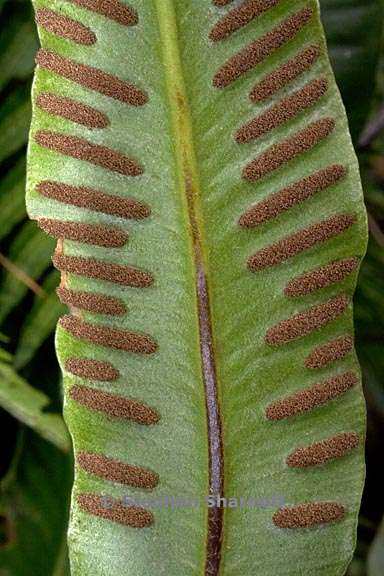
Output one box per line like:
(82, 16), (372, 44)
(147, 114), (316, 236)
(266, 371), (358, 420)
(77, 452), (158, 488)
(250, 45), (320, 101)
(53, 253), (153, 288)
(209, 0), (279, 41)
(65, 357), (119, 381)
(36, 92), (109, 129)
(236, 78), (328, 143)
(57, 287), (126, 316)
(243, 118), (335, 182)
(70, 384), (159, 424)
(35, 8), (96, 45)
(36, 49), (147, 106)
(35, 131), (143, 177)
(248, 214), (355, 272)
(213, 7), (312, 87)
(285, 257), (359, 297)
(38, 218), (127, 248)
(213, 0), (234, 5)
(68, 0), (138, 26)
(265, 295), (349, 346)
(286, 432), (360, 468)
(77, 493), (152, 528)
(273, 502), (345, 528)
(60, 315), (157, 354)
(239, 165), (346, 228)
(305, 336), (354, 369)
(37, 181), (150, 220)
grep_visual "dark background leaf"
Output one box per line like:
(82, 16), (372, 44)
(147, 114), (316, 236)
(0, 429), (72, 576)
(0, 1), (72, 573)
(321, 0), (384, 140)
(322, 1), (384, 574)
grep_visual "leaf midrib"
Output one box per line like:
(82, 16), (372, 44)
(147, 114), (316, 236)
(154, 1), (224, 574)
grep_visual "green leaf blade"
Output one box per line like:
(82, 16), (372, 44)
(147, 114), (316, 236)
(175, 0), (367, 573)
(26, 0), (368, 574)
(28, 1), (209, 574)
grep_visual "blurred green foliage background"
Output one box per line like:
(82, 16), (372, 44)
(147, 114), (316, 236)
(0, 0), (383, 574)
